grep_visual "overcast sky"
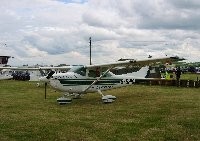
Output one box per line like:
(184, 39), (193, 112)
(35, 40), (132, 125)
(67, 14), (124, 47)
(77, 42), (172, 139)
(0, 0), (200, 66)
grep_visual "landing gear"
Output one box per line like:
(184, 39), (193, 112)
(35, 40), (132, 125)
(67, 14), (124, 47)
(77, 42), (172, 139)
(102, 95), (117, 103)
(57, 97), (72, 105)
(57, 93), (82, 105)
(97, 90), (116, 104)
(57, 91), (116, 105)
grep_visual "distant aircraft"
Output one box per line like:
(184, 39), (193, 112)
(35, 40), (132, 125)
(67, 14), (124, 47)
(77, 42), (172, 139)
(0, 56), (13, 80)
(148, 55), (152, 58)
(0, 69), (13, 80)
(0, 66), (71, 81)
(0, 56), (185, 104)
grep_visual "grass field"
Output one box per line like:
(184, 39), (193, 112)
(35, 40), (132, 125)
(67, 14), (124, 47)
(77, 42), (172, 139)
(161, 72), (200, 81)
(0, 80), (200, 141)
(181, 73), (200, 80)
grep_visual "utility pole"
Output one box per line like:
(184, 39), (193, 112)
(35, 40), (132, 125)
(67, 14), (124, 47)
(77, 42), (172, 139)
(89, 37), (92, 65)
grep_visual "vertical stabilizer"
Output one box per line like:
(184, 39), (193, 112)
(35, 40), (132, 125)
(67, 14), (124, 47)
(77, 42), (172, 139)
(0, 56), (11, 66)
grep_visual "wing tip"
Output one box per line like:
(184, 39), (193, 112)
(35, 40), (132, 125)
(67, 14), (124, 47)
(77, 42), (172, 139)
(170, 56), (186, 61)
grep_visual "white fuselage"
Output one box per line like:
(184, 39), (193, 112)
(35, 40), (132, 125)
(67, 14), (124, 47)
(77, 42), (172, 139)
(0, 69), (13, 80)
(49, 72), (136, 93)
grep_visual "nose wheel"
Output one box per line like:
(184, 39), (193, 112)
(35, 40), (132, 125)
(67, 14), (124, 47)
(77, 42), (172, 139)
(57, 93), (72, 105)
(57, 93), (83, 105)
(57, 97), (72, 105)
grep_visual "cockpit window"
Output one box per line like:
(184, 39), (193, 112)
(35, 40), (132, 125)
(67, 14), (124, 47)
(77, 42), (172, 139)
(88, 70), (96, 77)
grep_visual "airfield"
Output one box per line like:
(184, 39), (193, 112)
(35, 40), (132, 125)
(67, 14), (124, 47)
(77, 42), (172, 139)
(0, 80), (200, 141)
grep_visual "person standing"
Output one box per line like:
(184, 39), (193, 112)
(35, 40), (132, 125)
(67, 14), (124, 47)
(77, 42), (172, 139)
(175, 67), (181, 86)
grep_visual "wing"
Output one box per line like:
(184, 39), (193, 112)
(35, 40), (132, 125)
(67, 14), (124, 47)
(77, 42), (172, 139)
(0, 67), (40, 70)
(82, 56), (184, 92)
(85, 56), (185, 69)
(0, 66), (71, 70)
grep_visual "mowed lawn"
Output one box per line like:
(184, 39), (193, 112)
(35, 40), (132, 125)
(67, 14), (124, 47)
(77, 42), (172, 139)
(0, 80), (200, 141)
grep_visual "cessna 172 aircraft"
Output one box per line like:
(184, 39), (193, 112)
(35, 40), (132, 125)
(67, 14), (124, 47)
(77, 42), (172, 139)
(0, 56), (184, 104)
(37, 56), (184, 104)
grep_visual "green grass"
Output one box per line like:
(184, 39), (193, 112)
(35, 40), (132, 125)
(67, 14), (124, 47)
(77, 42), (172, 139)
(0, 80), (200, 141)
(162, 72), (200, 80)
(181, 73), (200, 80)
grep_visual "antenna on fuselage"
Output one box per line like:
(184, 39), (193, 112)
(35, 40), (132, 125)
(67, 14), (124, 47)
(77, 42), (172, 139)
(89, 37), (92, 65)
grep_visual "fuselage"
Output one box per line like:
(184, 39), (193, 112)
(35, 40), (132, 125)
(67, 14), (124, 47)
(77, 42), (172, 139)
(45, 65), (157, 94)
(49, 71), (135, 93)
(0, 69), (13, 80)
(0, 74), (13, 80)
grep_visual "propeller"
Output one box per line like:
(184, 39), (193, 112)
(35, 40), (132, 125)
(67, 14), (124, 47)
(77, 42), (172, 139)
(39, 71), (55, 99)
(46, 71), (55, 79)
(39, 71), (55, 82)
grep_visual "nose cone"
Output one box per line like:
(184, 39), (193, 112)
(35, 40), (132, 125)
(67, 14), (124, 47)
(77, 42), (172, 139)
(39, 76), (49, 82)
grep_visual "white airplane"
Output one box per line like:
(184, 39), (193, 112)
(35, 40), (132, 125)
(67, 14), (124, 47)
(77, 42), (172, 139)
(36, 56), (184, 104)
(0, 69), (13, 80)
(0, 66), (71, 81)
(0, 56), (13, 80)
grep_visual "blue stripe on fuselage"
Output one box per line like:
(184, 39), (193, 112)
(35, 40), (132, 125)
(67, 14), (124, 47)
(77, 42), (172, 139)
(58, 79), (122, 86)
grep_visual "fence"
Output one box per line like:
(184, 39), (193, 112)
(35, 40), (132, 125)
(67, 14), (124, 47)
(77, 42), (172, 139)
(135, 79), (200, 88)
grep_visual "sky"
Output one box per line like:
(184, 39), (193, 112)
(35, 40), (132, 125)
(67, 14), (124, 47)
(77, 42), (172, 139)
(0, 0), (200, 66)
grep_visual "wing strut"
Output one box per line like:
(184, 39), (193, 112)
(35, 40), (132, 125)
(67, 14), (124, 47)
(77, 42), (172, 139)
(82, 67), (113, 93)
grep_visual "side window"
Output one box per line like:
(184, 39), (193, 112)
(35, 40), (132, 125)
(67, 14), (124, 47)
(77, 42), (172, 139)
(88, 68), (101, 77)
(88, 70), (96, 77)
(102, 72), (112, 77)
